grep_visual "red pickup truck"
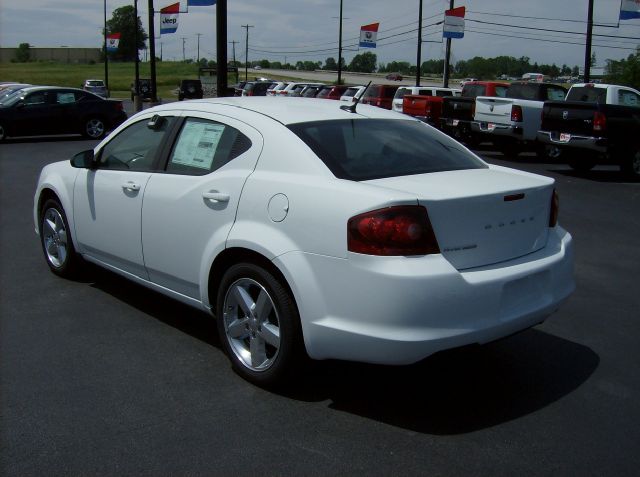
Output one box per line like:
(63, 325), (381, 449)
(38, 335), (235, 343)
(402, 95), (447, 127)
(440, 81), (509, 145)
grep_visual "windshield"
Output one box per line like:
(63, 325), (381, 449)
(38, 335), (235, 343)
(0, 90), (26, 106)
(288, 119), (486, 181)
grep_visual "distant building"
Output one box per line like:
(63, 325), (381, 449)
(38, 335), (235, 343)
(0, 47), (101, 64)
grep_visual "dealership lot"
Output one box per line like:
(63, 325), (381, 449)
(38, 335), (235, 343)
(1, 138), (639, 475)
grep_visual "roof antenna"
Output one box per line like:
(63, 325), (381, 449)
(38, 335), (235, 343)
(340, 81), (371, 114)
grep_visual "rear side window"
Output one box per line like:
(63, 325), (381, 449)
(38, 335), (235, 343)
(362, 86), (382, 98)
(462, 84), (486, 98)
(343, 88), (358, 97)
(166, 117), (252, 176)
(618, 90), (639, 107)
(289, 119), (486, 181)
(394, 88), (411, 100)
(507, 84), (540, 100)
(546, 87), (567, 100)
(566, 87), (607, 103)
(435, 90), (453, 97)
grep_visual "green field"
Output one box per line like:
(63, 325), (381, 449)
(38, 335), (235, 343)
(0, 61), (300, 99)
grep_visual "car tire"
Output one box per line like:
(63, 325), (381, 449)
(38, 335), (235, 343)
(567, 151), (595, 172)
(620, 148), (640, 180)
(40, 199), (81, 277)
(216, 262), (305, 387)
(83, 118), (106, 139)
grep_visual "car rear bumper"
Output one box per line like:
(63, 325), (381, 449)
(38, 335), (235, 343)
(471, 121), (523, 138)
(274, 226), (574, 365)
(537, 131), (607, 153)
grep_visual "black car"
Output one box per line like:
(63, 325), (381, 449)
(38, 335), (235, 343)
(0, 86), (127, 141)
(131, 79), (152, 101)
(233, 81), (247, 96)
(178, 79), (203, 101)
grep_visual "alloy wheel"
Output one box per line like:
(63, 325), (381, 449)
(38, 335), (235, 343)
(86, 119), (105, 139)
(223, 278), (281, 371)
(42, 208), (68, 268)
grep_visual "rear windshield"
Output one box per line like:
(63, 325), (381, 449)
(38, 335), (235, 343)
(462, 84), (486, 98)
(566, 87), (607, 103)
(316, 87), (332, 98)
(288, 119), (486, 181)
(362, 86), (382, 98)
(87, 81), (104, 87)
(343, 88), (359, 97)
(507, 83), (565, 100)
(435, 90), (453, 97)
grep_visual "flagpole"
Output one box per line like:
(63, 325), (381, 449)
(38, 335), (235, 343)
(583, 0), (594, 83)
(104, 0), (109, 96)
(217, 0), (229, 96)
(416, 0), (422, 87)
(443, 0), (453, 88)
(134, 0), (141, 111)
(148, 0), (158, 103)
(338, 0), (343, 85)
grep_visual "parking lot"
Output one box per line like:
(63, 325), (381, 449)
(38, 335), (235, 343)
(1, 136), (639, 475)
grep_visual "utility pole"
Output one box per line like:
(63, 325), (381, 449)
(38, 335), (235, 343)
(181, 37), (187, 62)
(338, 0), (344, 84)
(229, 40), (238, 66)
(148, 0), (158, 103)
(416, 0), (422, 86)
(196, 33), (202, 63)
(584, 0), (594, 83)
(103, 0), (109, 96)
(242, 24), (254, 81)
(443, 0), (454, 87)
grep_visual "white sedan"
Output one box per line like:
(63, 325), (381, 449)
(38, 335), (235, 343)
(34, 97), (575, 386)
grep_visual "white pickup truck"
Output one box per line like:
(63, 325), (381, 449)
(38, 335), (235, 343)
(471, 81), (567, 157)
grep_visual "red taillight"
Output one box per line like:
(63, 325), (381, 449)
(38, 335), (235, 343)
(247, 90), (254, 96)
(549, 189), (559, 227)
(593, 111), (606, 132)
(511, 105), (523, 122)
(347, 206), (440, 256)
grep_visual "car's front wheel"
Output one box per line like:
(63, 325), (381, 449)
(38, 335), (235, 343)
(83, 118), (106, 139)
(216, 263), (304, 387)
(40, 199), (81, 277)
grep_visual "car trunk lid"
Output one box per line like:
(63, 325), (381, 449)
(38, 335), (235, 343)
(541, 100), (600, 136)
(474, 97), (515, 124)
(364, 168), (553, 270)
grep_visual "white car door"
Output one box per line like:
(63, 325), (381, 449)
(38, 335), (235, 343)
(73, 114), (176, 278)
(141, 112), (263, 299)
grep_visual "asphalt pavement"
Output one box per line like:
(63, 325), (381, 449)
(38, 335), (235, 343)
(1, 137), (639, 476)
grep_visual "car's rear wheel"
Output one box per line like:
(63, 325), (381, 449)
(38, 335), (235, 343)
(566, 150), (596, 172)
(40, 199), (81, 277)
(216, 263), (304, 387)
(620, 148), (640, 180)
(84, 118), (106, 139)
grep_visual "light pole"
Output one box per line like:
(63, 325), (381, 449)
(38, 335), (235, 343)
(148, 0), (157, 103)
(584, 0), (594, 83)
(338, 0), (343, 84)
(443, 0), (454, 87)
(134, 0), (141, 111)
(196, 33), (202, 63)
(416, 0), (422, 86)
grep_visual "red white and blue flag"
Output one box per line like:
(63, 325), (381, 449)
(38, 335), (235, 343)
(160, 3), (180, 34)
(620, 0), (640, 19)
(106, 33), (121, 52)
(359, 23), (379, 48)
(187, 0), (216, 5)
(443, 6), (465, 39)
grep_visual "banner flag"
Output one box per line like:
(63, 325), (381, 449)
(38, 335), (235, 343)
(160, 3), (180, 34)
(359, 23), (379, 48)
(106, 33), (121, 52)
(620, 0), (640, 19)
(443, 6), (465, 39)
(187, 0), (216, 5)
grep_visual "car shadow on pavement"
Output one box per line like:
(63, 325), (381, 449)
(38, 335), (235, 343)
(79, 264), (598, 436)
(282, 330), (599, 436)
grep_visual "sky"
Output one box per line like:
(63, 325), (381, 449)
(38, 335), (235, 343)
(0, 0), (638, 69)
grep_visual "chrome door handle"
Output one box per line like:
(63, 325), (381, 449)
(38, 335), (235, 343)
(122, 181), (141, 191)
(202, 191), (230, 202)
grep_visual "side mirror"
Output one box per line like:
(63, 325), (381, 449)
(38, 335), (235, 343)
(70, 149), (96, 169)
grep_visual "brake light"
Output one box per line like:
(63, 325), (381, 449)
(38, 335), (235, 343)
(593, 111), (606, 132)
(511, 105), (523, 122)
(549, 189), (559, 227)
(347, 206), (440, 256)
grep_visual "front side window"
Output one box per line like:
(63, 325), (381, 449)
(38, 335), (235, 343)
(24, 92), (48, 106)
(289, 119), (486, 181)
(97, 117), (174, 171)
(166, 118), (252, 176)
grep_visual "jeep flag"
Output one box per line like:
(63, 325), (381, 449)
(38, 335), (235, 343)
(160, 3), (180, 34)
(187, 0), (216, 5)
(106, 33), (121, 52)
(359, 23), (379, 48)
(443, 6), (465, 39)
(620, 0), (640, 19)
